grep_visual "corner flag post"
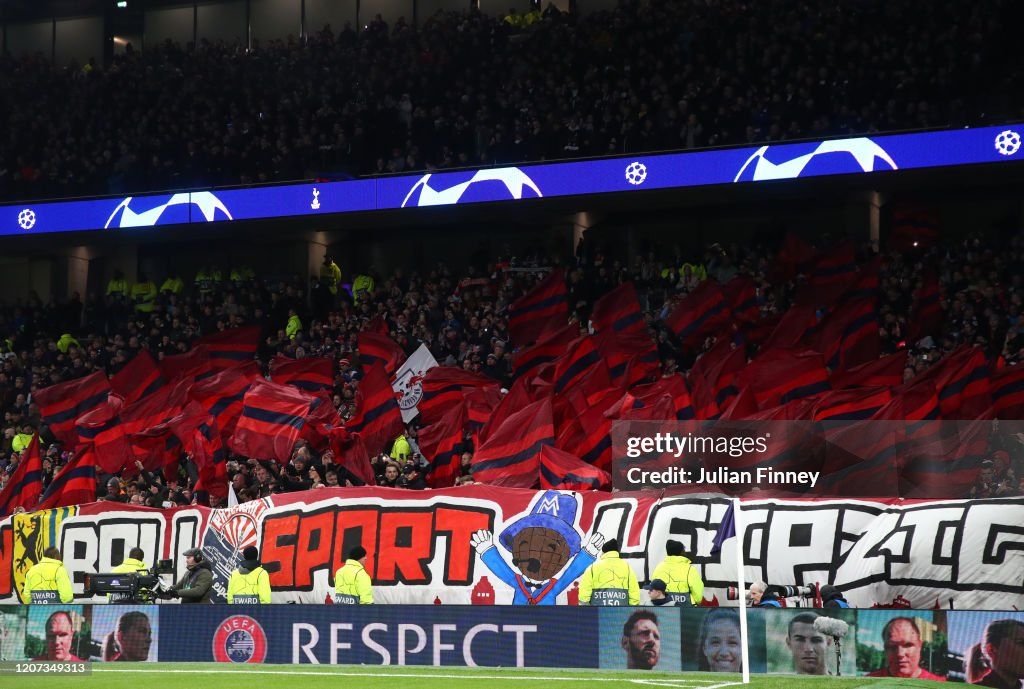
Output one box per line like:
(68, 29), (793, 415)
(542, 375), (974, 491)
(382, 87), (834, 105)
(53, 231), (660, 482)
(711, 498), (748, 684)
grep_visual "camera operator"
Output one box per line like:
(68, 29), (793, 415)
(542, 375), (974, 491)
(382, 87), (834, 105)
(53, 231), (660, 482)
(168, 548), (213, 603)
(113, 547), (147, 575)
(107, 547), (148, 602)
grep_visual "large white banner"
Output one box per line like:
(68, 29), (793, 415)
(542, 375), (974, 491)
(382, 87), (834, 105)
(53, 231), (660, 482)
(2, 488), (1022, 609)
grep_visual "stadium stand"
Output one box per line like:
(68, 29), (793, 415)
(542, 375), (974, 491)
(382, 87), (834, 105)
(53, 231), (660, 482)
(1, 227), (1023, 513)
(0, 0), (1020, 201)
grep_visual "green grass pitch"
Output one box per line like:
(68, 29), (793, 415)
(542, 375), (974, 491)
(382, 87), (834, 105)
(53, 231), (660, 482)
(3, 663), (946, 688)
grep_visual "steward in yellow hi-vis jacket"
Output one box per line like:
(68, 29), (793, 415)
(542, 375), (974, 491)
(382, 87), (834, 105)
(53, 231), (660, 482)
(227, 546), (272, 603)
(578, 539), (640, 606)
(319, 256), (342, 295)
(131, 274), (157, 313)
(334, 546), (373, 604)
(23, 547), (74, 604)
(650, 539), (705, 606)
(110, 546), (149, 602)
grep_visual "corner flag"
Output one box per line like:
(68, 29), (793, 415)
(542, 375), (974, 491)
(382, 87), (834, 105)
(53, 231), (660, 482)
(711, 500), (736, 555)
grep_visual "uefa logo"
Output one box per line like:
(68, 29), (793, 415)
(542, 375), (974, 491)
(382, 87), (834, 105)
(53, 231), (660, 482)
(212, 615), (268, 663)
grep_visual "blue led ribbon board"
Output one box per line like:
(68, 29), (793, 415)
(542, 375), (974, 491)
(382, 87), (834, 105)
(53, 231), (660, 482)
(2, 125), (1021, 237)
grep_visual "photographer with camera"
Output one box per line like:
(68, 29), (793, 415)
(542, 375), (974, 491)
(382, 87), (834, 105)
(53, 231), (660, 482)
(761, 583), (819, 608)
(168, 548), (214, 603)
(749, 581), (781, 608)
(820, 584), (850, 609)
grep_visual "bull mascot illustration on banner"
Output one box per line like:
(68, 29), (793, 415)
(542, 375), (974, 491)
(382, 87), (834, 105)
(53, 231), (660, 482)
(470, 490), (603, 605)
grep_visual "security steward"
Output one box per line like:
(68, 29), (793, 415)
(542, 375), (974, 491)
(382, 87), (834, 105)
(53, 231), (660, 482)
(130, 273), (157, 314)
(334, 546), (373, 604)
(578, 538), (640, 606)
(110, 546), (149, 602)
(650, 539), (705, 606)
(319, 256), (342, 297)
(23, 547), (74, 604)
(227, 546), (272, 604)
(160, 273), (184, 296)
(106, 270), (129, 303)
(352, 273), (375, 305)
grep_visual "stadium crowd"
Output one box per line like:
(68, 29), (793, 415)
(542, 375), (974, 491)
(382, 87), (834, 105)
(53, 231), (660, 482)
(1, 224), (1024, 511)
(0, 0), (1019, 201)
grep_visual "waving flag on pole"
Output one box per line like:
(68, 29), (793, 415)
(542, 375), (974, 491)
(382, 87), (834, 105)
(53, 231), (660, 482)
(0, 434), (43, 517)
(110, 351), (165, 405)
(392, 344), (439, 422)
(34, 371), (111, 447)
(37, 446), (99, 510)
(230, 379), (312, 463)
(196, 326), (260, 369)
(509, 269), (567, 345)
(711, 501), (737, 556)
(358, 331), (406, 376)
(270, 354), (335, 392)
(539, 445), (610, 491)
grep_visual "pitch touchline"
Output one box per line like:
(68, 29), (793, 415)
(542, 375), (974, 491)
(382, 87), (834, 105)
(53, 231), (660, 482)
(93, 668), (738, 684)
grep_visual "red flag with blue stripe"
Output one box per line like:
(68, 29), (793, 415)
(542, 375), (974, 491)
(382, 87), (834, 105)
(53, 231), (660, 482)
(271, 354), (335, 392)
(0, 434), (43, 517)
(539, 445), (610, 491)
(509, 269), (567, 346)
(37, 446), (98, 510)
(34, 371), (111, 447)
(346, 362), (404, 457)
(110, 351), (165, 405)
(471, 398), (553, 488)
(196, 326), (260, 369)
(230, 379), (312, 463)
(590, 282), (645, 338)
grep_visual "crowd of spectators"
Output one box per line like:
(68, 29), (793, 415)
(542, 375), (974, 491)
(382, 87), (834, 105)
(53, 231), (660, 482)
(1, 0), (1020, 201)
(3, 224), (1024, 509)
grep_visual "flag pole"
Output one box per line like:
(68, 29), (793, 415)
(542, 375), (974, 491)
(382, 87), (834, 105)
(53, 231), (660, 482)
(734, 496), (750, 685)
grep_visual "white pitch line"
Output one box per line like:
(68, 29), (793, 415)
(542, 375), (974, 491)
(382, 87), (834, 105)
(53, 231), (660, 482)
(630, 682), (743, 689)
(92, 667), (736, 684)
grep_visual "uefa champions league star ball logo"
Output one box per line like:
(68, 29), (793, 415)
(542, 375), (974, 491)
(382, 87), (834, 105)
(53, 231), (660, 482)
(734, 138), (898, 182)
(104, 191), (233, 228)
(401, 167), (543, 207)
(625, 161), (647, 185)
(17, 209), (35, 230)
(995, 130), (1021, 156)
(212, 615), (268, 663)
